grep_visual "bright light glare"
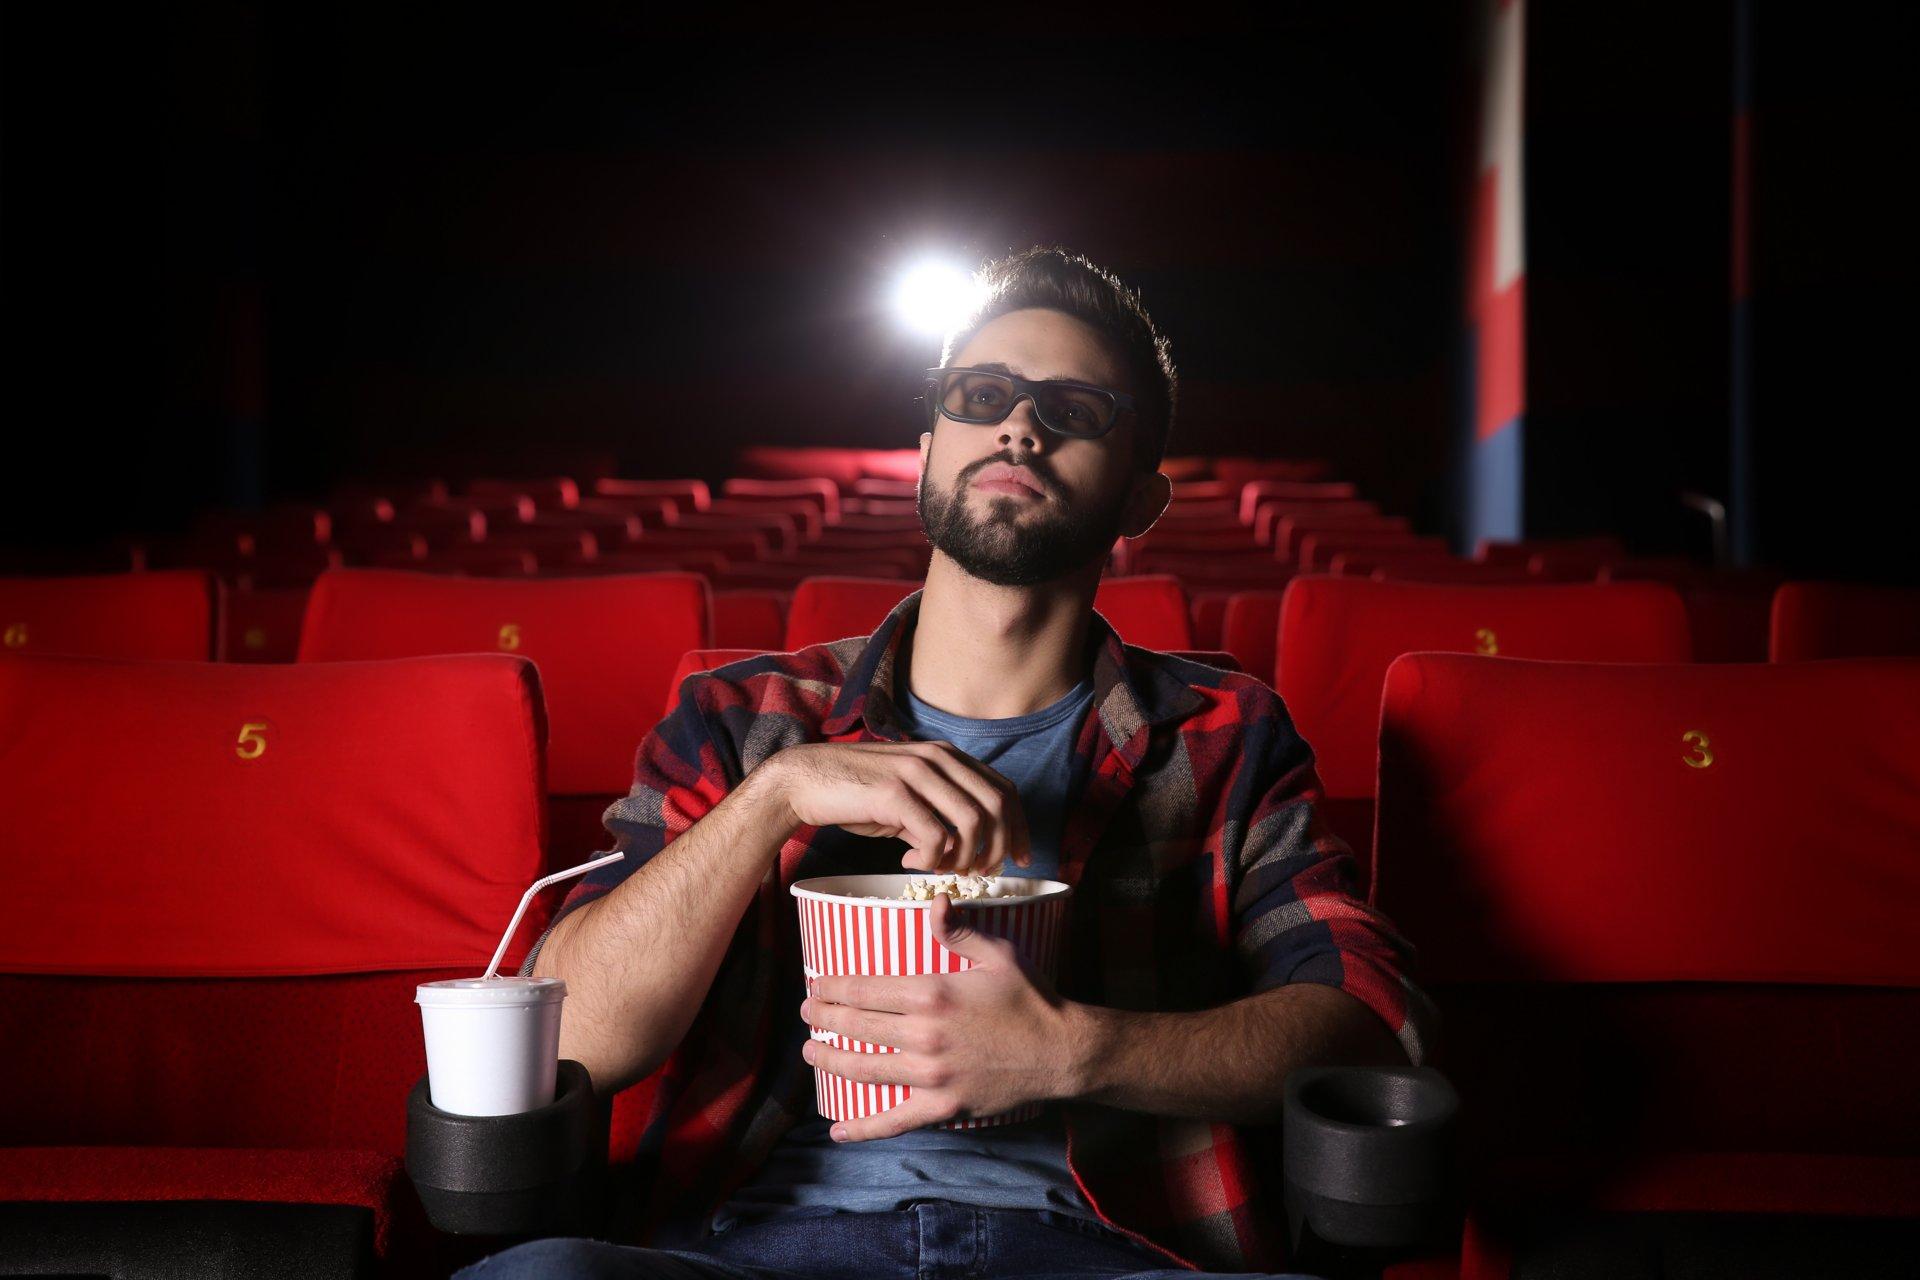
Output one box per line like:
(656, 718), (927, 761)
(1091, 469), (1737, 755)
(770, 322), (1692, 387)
(892, 261), (981, 336)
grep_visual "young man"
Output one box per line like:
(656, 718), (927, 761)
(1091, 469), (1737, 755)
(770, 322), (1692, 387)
(463, 247), (1437, 1279)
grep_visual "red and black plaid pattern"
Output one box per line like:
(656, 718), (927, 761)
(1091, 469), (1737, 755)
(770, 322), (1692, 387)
(523, 588), (1437, 1270)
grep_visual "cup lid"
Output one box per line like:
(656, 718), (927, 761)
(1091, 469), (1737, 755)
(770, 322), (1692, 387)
(415, 976), (567, 1007)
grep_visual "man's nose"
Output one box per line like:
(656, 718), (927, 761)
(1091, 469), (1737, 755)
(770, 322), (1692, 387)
(996, 397), (1047, 453)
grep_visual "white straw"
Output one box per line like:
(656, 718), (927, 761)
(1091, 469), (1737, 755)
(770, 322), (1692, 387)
(482, 850), (625, 980)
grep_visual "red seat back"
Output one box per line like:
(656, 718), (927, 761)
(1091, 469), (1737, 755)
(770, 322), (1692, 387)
(1279, 578), (1691, 799)
(0, 571), (219, 661)
(1375, 654), (1920, 1163)
(785, 577), (918, 648)
(223, 585), (310, 662)
(1221, 590), (1286, 685)
(0, 653), (548, 1154)
(1093, 575), (1193, 649)
(1770, 581), (1920, 661)
(712, 590), (788, 650)
(298, 569), (708, 794)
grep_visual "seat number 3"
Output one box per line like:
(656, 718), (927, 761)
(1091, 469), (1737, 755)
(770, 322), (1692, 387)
(1682, 729), (1713, 769)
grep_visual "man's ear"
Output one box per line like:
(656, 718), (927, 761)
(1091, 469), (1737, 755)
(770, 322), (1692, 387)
(1116, 469), (1172, 540)
(917, 432), (932, 495)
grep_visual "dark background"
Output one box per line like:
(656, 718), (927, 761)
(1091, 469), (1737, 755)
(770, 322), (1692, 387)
(2, 2), (1913, 580)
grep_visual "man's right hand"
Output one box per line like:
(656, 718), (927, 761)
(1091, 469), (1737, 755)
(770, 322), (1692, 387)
(765, 741), (1031, 874)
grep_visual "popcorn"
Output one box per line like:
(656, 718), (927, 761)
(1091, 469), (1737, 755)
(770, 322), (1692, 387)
(891, 872), (1009, 901)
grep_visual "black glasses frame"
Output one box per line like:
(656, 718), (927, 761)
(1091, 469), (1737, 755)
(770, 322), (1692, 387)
(919, 366), (1136, 440)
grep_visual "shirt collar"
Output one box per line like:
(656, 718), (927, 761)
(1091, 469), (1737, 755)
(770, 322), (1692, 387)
(820, 587), (1204, 771)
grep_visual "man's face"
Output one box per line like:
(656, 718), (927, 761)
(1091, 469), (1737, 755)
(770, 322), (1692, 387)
(917, 308), (1167, 587)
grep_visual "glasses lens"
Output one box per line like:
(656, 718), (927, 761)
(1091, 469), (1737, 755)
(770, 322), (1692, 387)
(939, 370), (1016, 423)
(1032, 384), (1118, 437)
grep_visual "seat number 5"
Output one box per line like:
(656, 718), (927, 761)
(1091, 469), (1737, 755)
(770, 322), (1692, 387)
(236, 721), (269, 761)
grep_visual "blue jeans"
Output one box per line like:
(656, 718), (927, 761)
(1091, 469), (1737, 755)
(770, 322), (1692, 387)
(450, 1201), (1323, 1279)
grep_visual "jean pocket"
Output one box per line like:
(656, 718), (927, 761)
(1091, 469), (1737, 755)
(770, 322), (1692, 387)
(1029, 1209), (1159, 1255)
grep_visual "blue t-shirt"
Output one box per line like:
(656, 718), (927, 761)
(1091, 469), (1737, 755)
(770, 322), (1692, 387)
(710, 672), (1100, 1232)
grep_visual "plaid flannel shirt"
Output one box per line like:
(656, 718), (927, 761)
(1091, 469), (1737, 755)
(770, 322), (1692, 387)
(521, 587), (1437, 1271)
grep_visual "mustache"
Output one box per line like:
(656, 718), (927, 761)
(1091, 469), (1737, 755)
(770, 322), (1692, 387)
(960, 452), (1061, 498)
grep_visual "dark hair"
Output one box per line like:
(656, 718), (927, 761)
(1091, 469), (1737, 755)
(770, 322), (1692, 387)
(940, 246), (1177, 472)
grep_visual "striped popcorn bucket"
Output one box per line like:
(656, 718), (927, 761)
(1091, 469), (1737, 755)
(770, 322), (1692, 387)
(791, 874), (1071, 1130)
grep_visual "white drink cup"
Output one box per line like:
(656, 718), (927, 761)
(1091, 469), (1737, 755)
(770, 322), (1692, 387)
(415, 976), (568, 1116)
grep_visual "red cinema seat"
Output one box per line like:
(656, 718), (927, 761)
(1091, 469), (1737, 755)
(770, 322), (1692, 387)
(706, 498), (826, 541)
(1221, 590), (1286, 685)
(1251, 499), (1380, 547)
(719, 477), (841, 524)
(467, 476), (580, 510)
(1770, 581), (1920, 661)
(1092, 575), (1193, 649)
(666, 509), (800, 557)
(593, 477), (711, 512)
(1375, 654), (1920, 1277)
(1277, 579), (1691, 868)
(1211, 456), (1333, 490)
(1298, 532), (1444, 573)
(0, 571), (220, 661)
(0, 652), (550, 1276)
(712, 590), (788, 650)
(1191, 591), (1230, 649)
(1238, 480), (1361, 524)
(785, 577), (918, 648)
(224, 585), (310, 662)
(298, 569), (709, 863)
(1274, 513), (1409, 563)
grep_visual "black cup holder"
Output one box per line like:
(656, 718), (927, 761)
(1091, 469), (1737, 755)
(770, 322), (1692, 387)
(405, 1058), (609, 1238)
(1283, 1065), (1461, 1264)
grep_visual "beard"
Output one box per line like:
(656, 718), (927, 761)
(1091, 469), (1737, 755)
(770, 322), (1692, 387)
(917, 452), (1132, 587)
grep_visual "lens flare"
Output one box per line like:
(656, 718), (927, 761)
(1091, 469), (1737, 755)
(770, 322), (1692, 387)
(892, 261), (981, 336)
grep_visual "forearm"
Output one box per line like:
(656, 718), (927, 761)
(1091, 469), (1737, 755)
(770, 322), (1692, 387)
(1063, 982), (1408, 1126)
(532, 761), (794, 1096)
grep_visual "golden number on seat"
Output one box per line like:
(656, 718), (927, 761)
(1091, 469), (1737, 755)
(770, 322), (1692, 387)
(1682, 730), (1713, 769)
(1474, 627), (1499, 656)
(2, 622), (26, 649)
(498, 623), (522, 651)
(242, 627), (267, 651)
(236, 721), (269, 760)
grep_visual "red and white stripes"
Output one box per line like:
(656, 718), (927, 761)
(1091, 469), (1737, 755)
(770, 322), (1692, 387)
(796, 890), (1067, 1129)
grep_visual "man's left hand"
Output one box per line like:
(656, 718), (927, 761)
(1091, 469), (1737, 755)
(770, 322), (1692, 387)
(800, 893), (1086, 1141)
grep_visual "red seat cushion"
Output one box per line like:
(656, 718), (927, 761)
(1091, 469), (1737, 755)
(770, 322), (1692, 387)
(0, 571), (218, 661)
(1280, 579), (1691, 800)
(1770, 580), (1920, 661)
(298, 568), (707, 795)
